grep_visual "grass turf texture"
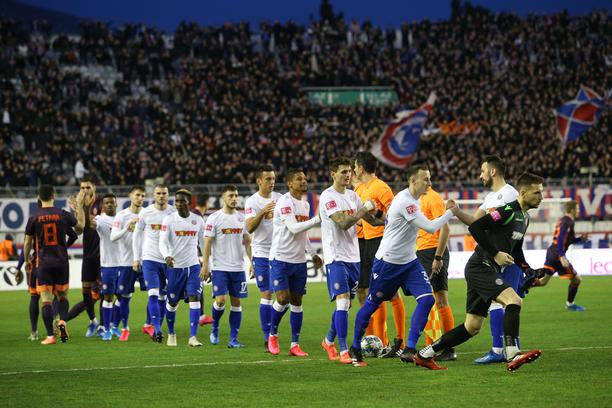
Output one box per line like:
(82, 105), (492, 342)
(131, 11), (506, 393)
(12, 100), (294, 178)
(1, 276), (612, 407)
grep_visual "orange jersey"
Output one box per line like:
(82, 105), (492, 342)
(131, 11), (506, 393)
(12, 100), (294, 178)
(416, 187), (447, 251)
(362, 176), (394, 240)
(354, 182), (366, 239)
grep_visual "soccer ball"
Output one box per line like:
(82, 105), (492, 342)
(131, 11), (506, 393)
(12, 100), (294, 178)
(361, 335), (384, 357)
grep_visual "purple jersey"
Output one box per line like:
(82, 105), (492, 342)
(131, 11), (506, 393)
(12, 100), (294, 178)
(83, 198), (101, 259)
(25, 207), (77, 268)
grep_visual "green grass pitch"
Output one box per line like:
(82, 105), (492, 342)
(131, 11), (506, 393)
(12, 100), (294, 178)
(1, 276), (612, 407)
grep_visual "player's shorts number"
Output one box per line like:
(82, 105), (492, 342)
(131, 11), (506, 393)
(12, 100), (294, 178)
(43, 223), (58, 246)
(240, 281), (247, 293)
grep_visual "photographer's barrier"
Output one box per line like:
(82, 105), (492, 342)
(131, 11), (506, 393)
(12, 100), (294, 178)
(1, 248), (610, 291)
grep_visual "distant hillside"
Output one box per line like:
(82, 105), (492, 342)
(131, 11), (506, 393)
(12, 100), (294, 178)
(0, 0), (90, 33)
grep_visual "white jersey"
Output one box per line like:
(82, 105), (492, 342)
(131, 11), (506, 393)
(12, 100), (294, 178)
(479, 184), (519, 213)
(111, 207), (140, 267)
(244, 191), (283, 258)
(319, 187), (362, 265)
(134, 205), (176, 263)
(376, 189), (452, 264)
(160, 212), (206, 268)
(269, 192), (314, 264)
(96, 214), (120, 267)
(205, 210), (247, 272)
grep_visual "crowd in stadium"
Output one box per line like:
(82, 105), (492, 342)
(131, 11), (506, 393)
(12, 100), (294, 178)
(0, 7), (610, 188)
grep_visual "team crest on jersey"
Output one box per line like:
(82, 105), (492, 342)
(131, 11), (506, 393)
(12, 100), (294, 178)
(192, 220), (197, 225)
(325, 200), (337, 210)
(281, 207), (292, 215)
(497, 194), (502, 200)
(406, 204), (417, 214)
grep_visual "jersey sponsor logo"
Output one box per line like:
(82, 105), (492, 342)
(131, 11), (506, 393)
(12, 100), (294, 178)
(175, 230), (197, 237)
(221, 228), (243, 234)
(406, 204), (417, 214)
(490, 210), (502, 221)
(205, 224), (213, 231)
(325, 200), (337, 210)
(150, 224), (163, 230)
(512, 231), (524, 240)
(295, 215), (310, 222)
(281, 207), (292, 215)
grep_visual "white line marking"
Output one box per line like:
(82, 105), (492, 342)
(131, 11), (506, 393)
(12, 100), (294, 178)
(2, 345), (611, 376)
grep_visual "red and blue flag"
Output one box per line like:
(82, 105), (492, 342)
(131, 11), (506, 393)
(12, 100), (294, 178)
(555, 86), (605, 143)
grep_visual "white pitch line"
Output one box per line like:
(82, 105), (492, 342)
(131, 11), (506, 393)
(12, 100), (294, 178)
(0, 358), (328, 376)
(1, 345), (611, 376)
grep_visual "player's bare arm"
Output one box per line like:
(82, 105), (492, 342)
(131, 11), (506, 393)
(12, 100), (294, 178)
(329, 200), (376, 230)
(246, 201), (275, 233)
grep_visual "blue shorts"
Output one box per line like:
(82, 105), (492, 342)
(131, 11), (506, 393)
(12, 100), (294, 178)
(142, 260), (167, 293)
(270, 260), (307, 295)
(212, 271), (248, 298)
(367, 258), (433, 304)
(502, 264), (526, 298)
(100, 267), (119, 295)
(167, 264), (202, 303)
(117, 266), (137, 295)
(325, 261), (360, 301)
(253, 257), (271, 292)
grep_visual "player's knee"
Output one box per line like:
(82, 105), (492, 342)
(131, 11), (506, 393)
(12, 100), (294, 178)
(289, 294), (302, 306)
(571, 275), (582, 285)
(230, 297), (241, 307)
(276, 292), (289, 305)
(215, 297), (226, 308)
(147, 288), (160, 298)
(464, 319), (483, 336)
(260, 291), (271, 300)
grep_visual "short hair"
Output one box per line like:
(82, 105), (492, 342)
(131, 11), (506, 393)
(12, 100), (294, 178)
(406, 164), (429, 181)
(516, 172), (544, 190)
(483, 155), (506, 177)
(130, 185), (146, 193)
(329, 156), (352, 173)
(196, 193), (210, 206)
(154, 184), (168, 190)
(563, 200), (578, 214)
(38, 185), (55, 201)
(355, 151), (377, 174)
(102, 193), (117, 200)
(256, 165), (275, 179)
(222, 184), (238, 194)
(286, 168), (304, 182)
(175, 188), (192, 200)
(80, 176), (95, 185)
